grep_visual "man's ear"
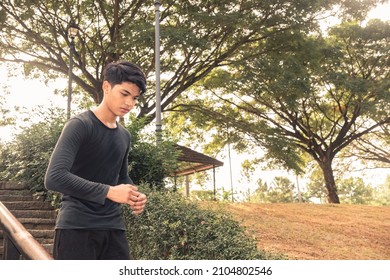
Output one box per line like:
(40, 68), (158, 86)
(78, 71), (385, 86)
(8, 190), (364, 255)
(102, 81), (112, 94)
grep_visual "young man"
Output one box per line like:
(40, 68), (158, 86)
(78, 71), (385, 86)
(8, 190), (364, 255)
(45, 61), (147, 260)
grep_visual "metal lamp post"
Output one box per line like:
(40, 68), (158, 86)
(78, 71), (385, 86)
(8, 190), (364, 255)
(155, 1), (162, 142)
(67, 20), (78, 120)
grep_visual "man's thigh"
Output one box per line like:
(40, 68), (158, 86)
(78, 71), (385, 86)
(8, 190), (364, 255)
(53, 229), (130, 260)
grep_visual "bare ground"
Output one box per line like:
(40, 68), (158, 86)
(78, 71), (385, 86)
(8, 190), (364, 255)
(200, 202), (390, 260)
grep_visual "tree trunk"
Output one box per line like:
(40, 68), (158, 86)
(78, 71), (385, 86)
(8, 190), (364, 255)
(318, 158), (340, 204)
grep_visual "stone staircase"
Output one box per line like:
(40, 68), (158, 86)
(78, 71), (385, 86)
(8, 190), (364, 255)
(0, 182), (57, 259)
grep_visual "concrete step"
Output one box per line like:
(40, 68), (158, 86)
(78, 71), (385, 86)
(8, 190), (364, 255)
(0, 229), (54, 239)
(0, 194), (38, 202)
(0, 182), (56, 259)
(0, 182), (27, 190)
(1, 201), (54, 210)
(0, 240), (54, 258)
(29, 229), (55, 240)
(0, 189), (32, 197)
(8, 209), (57, 219)
(18, 218), (56, 230)
(0, 237), (53, 248)
(43, 244), (54, 255)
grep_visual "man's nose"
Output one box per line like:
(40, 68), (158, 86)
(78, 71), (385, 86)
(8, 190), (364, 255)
(125, 98), (136, 107)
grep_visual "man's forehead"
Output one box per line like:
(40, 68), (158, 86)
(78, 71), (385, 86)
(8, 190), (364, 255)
(116, 82), (141, 95)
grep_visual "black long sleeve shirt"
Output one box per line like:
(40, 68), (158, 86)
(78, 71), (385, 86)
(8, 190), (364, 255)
(45, 110), (133, 230)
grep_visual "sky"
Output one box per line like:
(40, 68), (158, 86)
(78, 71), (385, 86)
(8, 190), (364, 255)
(1, 3), (389, 198)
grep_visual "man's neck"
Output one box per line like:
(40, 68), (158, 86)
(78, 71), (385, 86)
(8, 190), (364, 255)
(92, 106), (117, 129)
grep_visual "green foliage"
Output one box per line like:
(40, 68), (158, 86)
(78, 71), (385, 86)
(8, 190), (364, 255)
(124, 185), (284, 260)
(372, 175), (390, 206)
(250, 176), (310, 203)
(306, 166), (386, 205)
(168, 18), (390, 204)
(2, 0), (378, 126)
(337, 177), (374, 205)
(306, 166), (328, 202)
(0, 108), (65, 201)
(125, 116), (180, 189)
(250, 179), (270, 203)
(0, 91), (16, 127)
(191, 190), (215, 201)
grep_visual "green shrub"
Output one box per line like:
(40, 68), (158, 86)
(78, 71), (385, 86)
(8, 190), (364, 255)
(124, 185), (284, 260)
(0, 109), (65, 203)
(127, 135), (179, 189)
(125, 116), (180, 189)
(0, 112), (179, 204)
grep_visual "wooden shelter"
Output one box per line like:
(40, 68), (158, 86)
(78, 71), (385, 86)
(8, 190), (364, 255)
(173, 145), (224, 198)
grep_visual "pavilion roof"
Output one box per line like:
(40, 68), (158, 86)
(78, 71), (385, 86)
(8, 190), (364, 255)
(173, 144), (223, 176)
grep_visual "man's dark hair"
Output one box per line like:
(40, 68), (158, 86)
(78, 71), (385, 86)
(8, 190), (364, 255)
(102, 61), (147, 94)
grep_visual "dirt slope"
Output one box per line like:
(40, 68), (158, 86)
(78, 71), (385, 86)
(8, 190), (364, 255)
(201, 202), (390, 260)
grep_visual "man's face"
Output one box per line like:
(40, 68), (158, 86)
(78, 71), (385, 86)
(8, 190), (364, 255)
(103, 81), (141, 117)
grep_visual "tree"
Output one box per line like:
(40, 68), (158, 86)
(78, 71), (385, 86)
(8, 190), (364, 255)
(0, 0), (378, 123)
(169, 19), (390, 203)
(372, 175), (390, 205)
(268, 176), (295, 203)
(250, 179), (269, 203)
(0, 64), (18, 127)
(306, 165), (328, 202)
(342, 124), (390, 166)
(0, 92), (15, 127)
(250, 176), (305, 203)
(337, 177), (374, 204)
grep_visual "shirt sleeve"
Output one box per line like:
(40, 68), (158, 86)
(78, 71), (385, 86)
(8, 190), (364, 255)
(44, 118), (110, 205)
(117, 144), (134, 185)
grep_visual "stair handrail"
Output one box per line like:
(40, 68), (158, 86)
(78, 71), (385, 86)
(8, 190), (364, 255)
(0, 201), (53, 260)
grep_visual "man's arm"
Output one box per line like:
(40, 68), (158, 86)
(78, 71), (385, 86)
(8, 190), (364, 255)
(44, 119), (110, 204)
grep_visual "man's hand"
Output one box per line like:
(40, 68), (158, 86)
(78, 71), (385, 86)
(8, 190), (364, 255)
(106, 184), (147, 214)
(130, 192), (147, 215)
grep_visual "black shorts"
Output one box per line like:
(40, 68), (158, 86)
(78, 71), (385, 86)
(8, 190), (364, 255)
(53, 229), (130, 260)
